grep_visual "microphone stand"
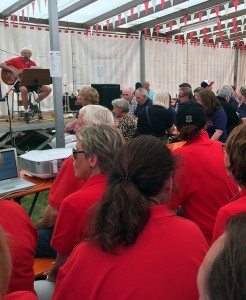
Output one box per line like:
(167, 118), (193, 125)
(0, 77), (20, 147)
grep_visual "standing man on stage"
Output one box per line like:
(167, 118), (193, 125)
(0, 47), (52, 122)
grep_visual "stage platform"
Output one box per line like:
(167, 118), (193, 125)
(0, 112), (75, 154)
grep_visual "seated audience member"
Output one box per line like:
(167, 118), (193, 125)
(135, 89), (175, 140)
(201, 80), (214, 91)
(36, 105), (115, 258)
(216, 87), (241, 136)
(64, 86), (99, 134)
(198, 213), (246, 300)
(193, 87), (203, 101)
(53, 135), (208, 300)
(45, 125), (124, 282)
(222, 84), (239, 112)
(121, 86), (137, 115)
(212, 124), (246, 242)
(169, 101), (238, 244)
(143, 81), (154, 100)
(197, 89), (227, 142)
(134, 87), (152, 116)
(112, 99), (137, 140)
(237, 85), (246, 123)
(0, 225), (37, 300)
(135, 81), (142, 90)
(0, 153), (37, 293)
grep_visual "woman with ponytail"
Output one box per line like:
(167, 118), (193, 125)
(53, 135), (208, 300)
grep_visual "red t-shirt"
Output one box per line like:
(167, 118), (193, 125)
(4, 291), (38, 300)
(51, 174), (107, 255)
(53, 205), (208, 300)
(212, 189), (246, 243)
(48, 156), (85, 210)
(5, 57), (36, 69)
(0, 201), (37, 293)
(169, 131), (239, 244)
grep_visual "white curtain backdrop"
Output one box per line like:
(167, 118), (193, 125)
(0, 23), (245, 115)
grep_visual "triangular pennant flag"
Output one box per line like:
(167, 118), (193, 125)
(232, 18), (237, 27)
(194, 38), (198, 46)
(11, 15), (15, 26)
(32, 2), (35, 15)
(230, 41), (234, 48)
(189, 31), (194, 39)
(206, 9), (211, 19)
(176, 18), (180, 29)
(166, 36), (169, 44)
(156, 25), (160, 36)
(218, 42), (222, 48)
(124, 11), (128, 23)
(26, 5), (30, 19)
(7, 16), (11, 26)
(130, 7), (134, 18)
(203, 27), (207, 36)
(138, 31), (142, 39)
(16, 11), (20, 25)
(90, 26), (93, 35)
(236, 39), (240, 47)
(224, 41), (228, 48)
(44, 0), (47, 5)
(144, 2), (149, 15)
(215, 6), (220, 17)
(150, 27), (154, 37)
(161, 0), (165, 9)
(224, 20), (229, 28)
(219, 32), (223, 41)
(183, 15), (188, 26)
(169, 21), (173, 31)
(182, 39), (186, 47)
(152, 0), (157, 12)
(144, 29), (148, 37)
(217, 22), (222, 31)
(21, 9), (25, 22)
(196, 29), (200, 38)
(171, 35), (175, 42)
(200, 37), (203, 45)
(85, 28), (89, 36)
(210, 24), (214, 34)
(162, 23), (167, 33)
(137, 5), (141, 18)
(198, 11), (203, 22)
(190, 13), (194, 23)
(95, 24), (99, 34)
(37, 0), (41, 13)
(243, 37), (246, 44)
(213, 43), (216, 49)
(118, 14), (122, 25)
(170, 0), (173, 6)
(111, 16), (116, 29)
(224, 3), (229, 15)
(100, 22), (104, 32)
(241, 16), (245, 24)
(106, 20), (110, 30)
(241, 24), (245, 33)
(234, 26), (238, 34)
(205, 36), (210, 44)
(177, 34), (181, 43)
(233, 0), (238, 11)
(3, 18), (7, 28)
(183, 32), (187, 40)
(212, 34), (216, 43)
(241, 43), (245, 50)
(226, 29), (231, 38)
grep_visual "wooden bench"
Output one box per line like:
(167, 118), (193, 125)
(34, 258), (55, 279)
(166, 141), (185, 152)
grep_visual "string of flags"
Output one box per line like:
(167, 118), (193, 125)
(2, 0), (246, 49)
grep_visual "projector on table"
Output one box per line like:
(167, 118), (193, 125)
(20, 148), (72, 178)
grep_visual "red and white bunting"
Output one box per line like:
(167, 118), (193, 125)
(183, 32), (187, 40)
(190, 13), (194, 23)
(22, 9), (25, 22)
(95, 24), (99, 34)
(124, 11), (128, 23)
(32, 2), (35, 15)
(198, 11), (203, 22)
(138, 31), (141, 39)
(226, 29), (231, 38)
(170, 0), (173, 6)
(162, 23), (167, 33)
(169, 21), (173, 31)
(161, 0), (165, 9)
(241, 24), (245, 33)
(144, 2), (149, 15)
(144, 29), (147, 37)
(217, 22), (221, 31)
(241, 16), (245, 24)
(106, 20), (110, 30)
(8, 16), (11, 26)
(243, 37), (246, 44)
(16, 11), (20, 25)
(199, 37), (203, 45)
(156, 25), (160, 36)
(171, 35), (175, 42)
(26, 4), (30, 19)
(152, 0), (157, 12)
(202, 27), (207, 36)
(130, 7), (134, 18)
(177, 34), (181, 43)
(224, 20), (229, 28)
(37, 0), (41, 13)
(233, 0), (238, 11)
(244, 0), (246, 6)
(233, 26), (238, 34)
(215, 6), (220, 17)
(11, 15), (15, 26)
(219, 31), (223, 41)
(183, 15), (188, 26)
(194, 38), (197, 46)
(100, 22), (104, 32)
(206, 8), (211, 19)
(224, 41), (228, 48)
(118, 14), (122, 25)
(224, 3), (229, 15)
(189, 31), (194, 39)
(232, 18), (237, 27)
(44, 0), (47, 6)
(137, 4), (141, 18)
(212, 34), (216, 43)
(111, 16), (116, 29)
(196, 29), (200, 38)
(230, 41), (234, 48)
(176, 18), (180, 29)
(90, 26), (93, 35)
(236, 39), (240, 47)
(218, 42), (222, 48)
(150, 27), (154, 37)
(210, 24), (214, 34)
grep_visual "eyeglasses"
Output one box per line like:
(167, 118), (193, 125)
(72, 148), (85, 159)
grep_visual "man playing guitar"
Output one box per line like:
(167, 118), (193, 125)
(0, 47), (52, 122)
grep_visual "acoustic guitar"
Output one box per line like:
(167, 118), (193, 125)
(1, 66), (23, 85)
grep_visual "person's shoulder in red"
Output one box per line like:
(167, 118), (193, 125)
(4, 291), (38, 300)
(212, 189), (246, 243)
(0, 200), (37, 293)
(4, 57), (36, 69)
(48, 156), (85, 210)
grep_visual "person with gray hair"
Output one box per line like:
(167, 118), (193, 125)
(222, 84), (239, 112)
(112, 98), (137, 140)
(43, 125), (124, 284)
(121, 86), (137, 115)
(0, 47), (52, 123)
(36, 105), (114, 259)
(134, 87), (152, 116)
(217, 88), (240, 136)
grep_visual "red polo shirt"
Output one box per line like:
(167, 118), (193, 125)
(4, 291), (38, 300)
(5, 57), (36, 69)
(53, 205), (208, 300)
(51, 173), (107, 255)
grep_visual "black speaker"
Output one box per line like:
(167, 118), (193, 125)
(91, 84), (120, 110)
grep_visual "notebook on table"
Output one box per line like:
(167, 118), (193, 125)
(0, 148), (36, 196)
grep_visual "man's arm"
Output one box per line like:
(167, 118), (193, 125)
(45, 253), (69, 282)
(36, 205), (58, 230)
